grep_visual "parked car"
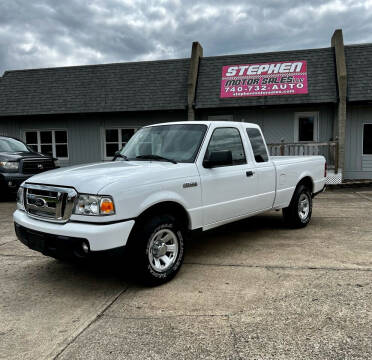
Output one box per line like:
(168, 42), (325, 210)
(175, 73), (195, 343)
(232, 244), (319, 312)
(14, 121), (326, 285)
(0, 136), (56, 194)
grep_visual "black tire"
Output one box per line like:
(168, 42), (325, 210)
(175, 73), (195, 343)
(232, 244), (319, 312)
(282, 184), (312, 228)
(126, 214), (185, 286)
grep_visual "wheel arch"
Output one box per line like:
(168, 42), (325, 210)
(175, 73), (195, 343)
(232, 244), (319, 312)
(133, 200), (191, 232)
(296, 175), (314, 194)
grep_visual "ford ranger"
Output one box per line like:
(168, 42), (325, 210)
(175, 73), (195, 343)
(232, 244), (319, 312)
(14, 121), (326, 285)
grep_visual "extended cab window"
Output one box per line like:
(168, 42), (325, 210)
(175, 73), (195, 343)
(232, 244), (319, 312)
(205, 127), (246, 165)
(246, 128), (269, 163)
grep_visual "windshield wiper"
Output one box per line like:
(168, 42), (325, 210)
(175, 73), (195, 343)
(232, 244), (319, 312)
(114, 153), (129, 161)
(135, 154), (177, 164)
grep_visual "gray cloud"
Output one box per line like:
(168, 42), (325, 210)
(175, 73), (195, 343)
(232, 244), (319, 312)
(1, 0), (372, 75)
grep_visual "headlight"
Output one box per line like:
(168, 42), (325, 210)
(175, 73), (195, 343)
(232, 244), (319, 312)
(0, 161), (19, 171)
(16, 186), (24, 210)
(73, 195), (115, 216)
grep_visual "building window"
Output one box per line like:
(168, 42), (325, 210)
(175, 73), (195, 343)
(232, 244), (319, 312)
(104, 128), (136, 158)
(246, 128), (269, 163)
(24, 130), (68, 159)
(294, 112), (319, 142)
(363, 124), (372, 155)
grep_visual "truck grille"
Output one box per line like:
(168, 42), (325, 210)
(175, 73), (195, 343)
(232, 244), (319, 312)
(21, 159), (55, 174)
(24, 184), (77, 223)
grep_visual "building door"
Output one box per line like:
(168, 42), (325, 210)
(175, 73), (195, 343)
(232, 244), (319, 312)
(294, 112), (319, 142)
(345, 105), (372, 180)
(362, 123), (372, 172)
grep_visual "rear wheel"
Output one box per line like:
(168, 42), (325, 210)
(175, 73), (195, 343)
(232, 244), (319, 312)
(283, 184), (312, 228)
(127, 214), (185, 286)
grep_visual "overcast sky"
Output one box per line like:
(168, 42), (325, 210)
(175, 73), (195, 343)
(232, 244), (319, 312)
(1, 0), (372, 75)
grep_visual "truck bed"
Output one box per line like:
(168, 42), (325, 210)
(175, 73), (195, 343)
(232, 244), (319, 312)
(271, 155), (326, 209)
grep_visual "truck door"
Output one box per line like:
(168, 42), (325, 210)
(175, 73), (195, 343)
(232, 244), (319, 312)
(245, 127), (276, 211)
(197, 126), (258, 226)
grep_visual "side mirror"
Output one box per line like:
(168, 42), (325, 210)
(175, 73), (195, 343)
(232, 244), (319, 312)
(203, 150), (233, 168)
(113, 150), (121, 161)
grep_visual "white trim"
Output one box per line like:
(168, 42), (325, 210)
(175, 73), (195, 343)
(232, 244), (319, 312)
(22, 129), (69, 159)
(102, 127), (137, 160)
(294, 111), (319, 142)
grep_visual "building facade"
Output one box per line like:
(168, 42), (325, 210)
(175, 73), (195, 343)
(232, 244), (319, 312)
(0, 29), (371, 182)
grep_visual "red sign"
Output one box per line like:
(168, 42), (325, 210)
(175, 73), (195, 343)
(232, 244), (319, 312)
(220, 60), (308, 98)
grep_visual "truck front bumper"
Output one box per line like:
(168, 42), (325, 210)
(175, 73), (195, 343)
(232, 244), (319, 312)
(13, 210), (135, 257)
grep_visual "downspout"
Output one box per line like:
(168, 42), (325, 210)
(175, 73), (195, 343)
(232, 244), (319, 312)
(187, 42), (203, 121)
(331, 29), (347, 177)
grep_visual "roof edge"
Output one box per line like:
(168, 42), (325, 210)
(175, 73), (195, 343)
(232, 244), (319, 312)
(2, 57), (190, 76)
(344, 42), (372, 49)
(202, 45), (334, 61)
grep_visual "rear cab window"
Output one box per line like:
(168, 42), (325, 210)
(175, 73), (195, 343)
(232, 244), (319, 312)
(246, 128), (269, 163)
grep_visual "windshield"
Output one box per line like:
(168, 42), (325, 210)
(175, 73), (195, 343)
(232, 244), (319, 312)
(120, 124), (207, 163)
(0, 138), (29, 152)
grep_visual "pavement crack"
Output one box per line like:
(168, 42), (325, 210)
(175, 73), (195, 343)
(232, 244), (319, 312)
(0, 240), (16, 247)
(355, 192), (372, 202)
(0, 253), (41, 258)
(52, 285), (129, 360)
(184, 262), (372, 272)
(265, 266), (282, 278)
(227, 315), (243, 360)
(102, 313), (229, 320)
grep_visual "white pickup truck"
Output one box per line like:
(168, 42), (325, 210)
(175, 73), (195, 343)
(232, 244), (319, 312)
(14, 121), (326, 284)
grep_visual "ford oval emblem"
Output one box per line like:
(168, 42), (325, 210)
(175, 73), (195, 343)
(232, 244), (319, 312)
(34, 198), (47, 207)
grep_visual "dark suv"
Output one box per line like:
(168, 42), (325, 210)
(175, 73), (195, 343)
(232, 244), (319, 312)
(0, 136), (56, 193)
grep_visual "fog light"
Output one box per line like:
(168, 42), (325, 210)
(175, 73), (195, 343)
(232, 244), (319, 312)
(82, 242), (89, 253)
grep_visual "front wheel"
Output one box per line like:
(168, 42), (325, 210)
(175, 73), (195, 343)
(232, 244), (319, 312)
(127, 214), (185, 286)
(282, 185), (312, 228)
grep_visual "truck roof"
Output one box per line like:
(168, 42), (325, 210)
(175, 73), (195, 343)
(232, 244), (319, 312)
(145, 121), (261, 129)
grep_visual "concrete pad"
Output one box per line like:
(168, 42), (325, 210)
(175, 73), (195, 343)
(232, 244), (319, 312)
(0, 236), (16, 247)
(0, 201), (16, 216)
(355, 191), (372, 201)
(0, 188), (371, 359)
(57, 266), (371, 360)
(105, 265), (281, 318)
(0, 202), (17, 246)
(230, 269), (372, 360)
(315, 197), (372, 208)
(58, 315), (235, 360)
(183, 212), (372, 270)
(0, 256), (127, 360)
(0, 238), (45, 257)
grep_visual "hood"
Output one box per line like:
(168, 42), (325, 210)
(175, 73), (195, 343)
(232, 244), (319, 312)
(25, 160), (197, 194)
(0, 151), (51, 161)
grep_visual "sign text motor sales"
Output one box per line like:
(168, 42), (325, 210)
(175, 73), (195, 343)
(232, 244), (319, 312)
(220, 60), (308, 98)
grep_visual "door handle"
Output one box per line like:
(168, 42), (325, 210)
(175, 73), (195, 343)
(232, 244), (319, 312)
(246, 170), (254, 177)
